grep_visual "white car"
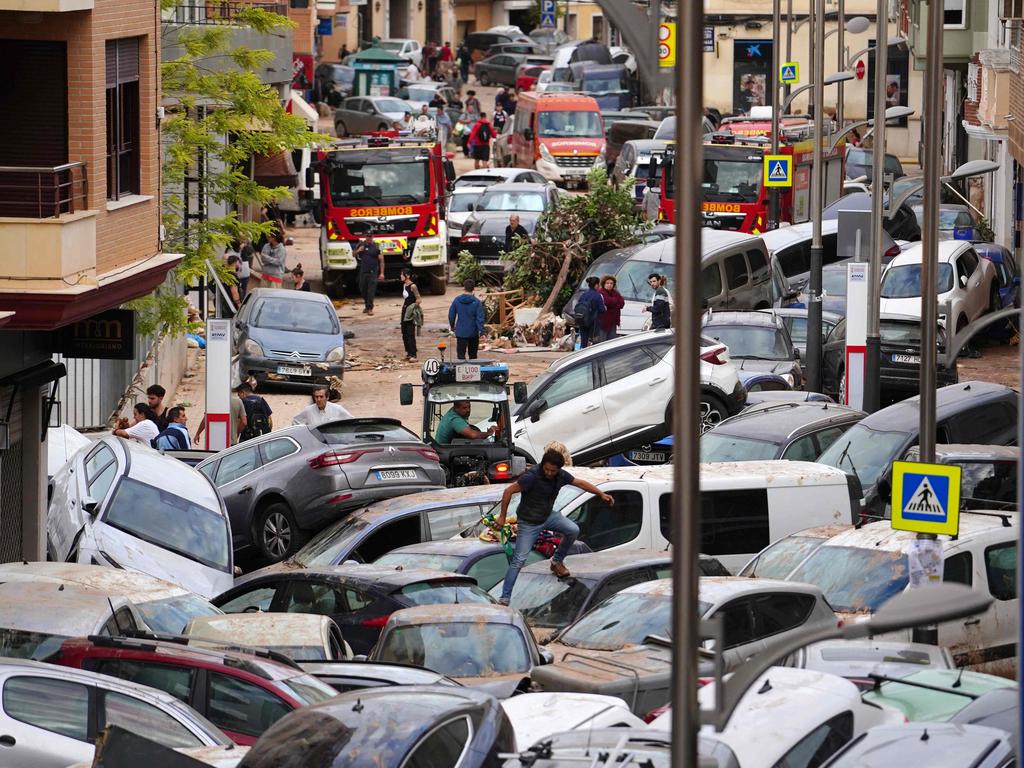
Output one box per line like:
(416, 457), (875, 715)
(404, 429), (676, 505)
(0, 657), (230, 768)
(510, 330), (745, 464)
(186, 613), (352, 663)
(501, 692), (644, 751)
(446, 186), (485, 252)
(380, 38), (422, 68)
(48, 436), (234, 599)
(788, 639), (955, 688)
(879, 240), (998, 332)
(651, 667), (904, 768)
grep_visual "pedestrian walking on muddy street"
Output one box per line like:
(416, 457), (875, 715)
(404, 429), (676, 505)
(468, 112), (494, 169)
(292, 386), (353, 426)
(400, 269), (422, 361)
(645, 273), (671, 330)
(597, 275), (624, 342)
(259, 229), (287, 288)
(574, 276), (606, 349)
(496, 448), (614, 604)
(448, 279), (485, 360)
(435, 106), (452, 148)
(146, 384), (170, 431)
(354, 235), (384, 315)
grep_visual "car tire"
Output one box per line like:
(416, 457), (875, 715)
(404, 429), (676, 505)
(478, 71), (490, 86)
(256, 503), (301, 563)
(335, 121), (348, 137)
(427, 268), (448, 295)
(698, 394), (727, 434)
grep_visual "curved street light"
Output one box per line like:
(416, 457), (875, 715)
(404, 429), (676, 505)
(828, 105), (916, 151)
(780, 71), (854, 115)
(845, 36), (908, 69)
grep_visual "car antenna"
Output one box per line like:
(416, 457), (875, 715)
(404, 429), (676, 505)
(352, 698), (364, 713)
(106, 598), (126, 636)
(952, 666), (965, 688)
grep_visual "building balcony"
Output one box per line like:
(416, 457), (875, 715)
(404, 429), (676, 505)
(0, 162), (97, 291)
(0, 0), (92, 11)
(977, 49), (1014, 132)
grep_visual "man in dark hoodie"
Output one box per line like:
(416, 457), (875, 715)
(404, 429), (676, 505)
(448, 279), (486, 360)
(645, 273), (671, 329)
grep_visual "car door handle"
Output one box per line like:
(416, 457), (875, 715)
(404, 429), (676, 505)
(0, 735), (15, 747)
(648, 376), (666, 386)
(514, 429), (526, 438)
(581, 405), (600, 414)
(963, 618), (981, 627)
(238, 486), (253, 495)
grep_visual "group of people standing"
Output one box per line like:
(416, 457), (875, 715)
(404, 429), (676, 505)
(462, 87), (516, 168)
(573, 273), (671, 348)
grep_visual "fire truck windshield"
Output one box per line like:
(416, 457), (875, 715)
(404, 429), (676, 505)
(702, 158), (761, 203)
(537, 111), (603, 138)
(329, 160), (430, 207)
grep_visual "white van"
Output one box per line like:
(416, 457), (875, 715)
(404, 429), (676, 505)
(465, 462), (859, 573)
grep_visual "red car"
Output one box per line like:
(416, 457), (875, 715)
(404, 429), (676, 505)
(51, 636), (337, 745)
(516, 63), (550, 92)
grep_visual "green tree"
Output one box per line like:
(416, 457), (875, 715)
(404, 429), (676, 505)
(130, 1), (328, 335)
(503, 167), (646, 314)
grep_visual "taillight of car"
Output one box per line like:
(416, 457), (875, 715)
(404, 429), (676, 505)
(360, 614), (392, 628)
(308, 448), (383, 468)
(884, 243), (901, 260)
(416, 448), (440, 462)
(700, 345), (729, 365)
(643, 703), (670, 723)
(461, 233), (480, 242)
(697, 677), (714, 687)
(490, 461), (511, 480)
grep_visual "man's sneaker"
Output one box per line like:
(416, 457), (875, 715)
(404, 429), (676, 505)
(550, 560), (570, 578)
(498, 597), (510, 606)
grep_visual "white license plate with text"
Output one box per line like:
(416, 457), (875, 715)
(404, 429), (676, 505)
(376, 469), (418, 480)
(629, 451), (668, 463)
(455, 365), (481, 382)
(277, 365), (311, 376)
(892, 354), (920, 365)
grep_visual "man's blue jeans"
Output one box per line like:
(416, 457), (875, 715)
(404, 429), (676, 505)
(500, 511), (580, 601)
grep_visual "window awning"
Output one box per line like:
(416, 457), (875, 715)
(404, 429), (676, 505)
(287, 91), (319, 128)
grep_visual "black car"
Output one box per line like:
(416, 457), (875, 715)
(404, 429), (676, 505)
(764, 308), (844, 359)
(821, 314), (958, 405)
(313, 63), (354, 106)
(817, 380), (1019, 516)
(238, 685), (515, 768)
(822, 192), (922, 242)
(474, 53), (528, 86)
(701, 401), (864, 463)
(459, 182), (560, 271)
(845, 147), (905, 181)
(498, 550), (728, 643)
(301, 660), (460, 693)
(702, 310), (803, 389)
(213, 564), (495, 654)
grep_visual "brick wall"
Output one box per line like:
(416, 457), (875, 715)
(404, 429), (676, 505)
(1010, 51), (1024, 167)
(0, 0), (161, 276)
(289, 2), (316, 54)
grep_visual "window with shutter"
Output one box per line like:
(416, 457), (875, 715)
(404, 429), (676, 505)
(106, 38), (141, 201)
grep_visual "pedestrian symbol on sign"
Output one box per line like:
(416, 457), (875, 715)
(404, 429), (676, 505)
(779, 62), (800, 84)
(768, 161), (787, 181)
(763, 155), (792, 187)
(890, 460), (962, 536)
(903, 476), (944, 516)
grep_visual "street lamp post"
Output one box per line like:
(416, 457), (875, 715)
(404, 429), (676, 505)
(836, 0), (845, 127)
(770, 0), (782, 229)
(807, 0), (826, 393)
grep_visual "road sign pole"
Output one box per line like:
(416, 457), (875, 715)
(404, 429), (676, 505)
(844, 262), (868, 408)
(837, 0), (846, 127)
(807, 0), (825, 393)
(669, 3), (703, 767)
(784, 0), (793, 103)
(769, 0), (781, 230)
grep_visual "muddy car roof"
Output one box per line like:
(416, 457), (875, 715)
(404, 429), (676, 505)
(620, 576), (824, 605)
(379, 539), (507, 558)
(238, 685), (504, 768)
(186, 612), (334, 646)
(282, 563), (479, 590)
(815, 513), (1016, 553)
(345, 485), (505, 520)
(521, 549), (671, 577)
(0, 561), (196, 601)
(558, 462), (851, 487)
(383, 603), (522, 628)
(0, 582), (132, 636)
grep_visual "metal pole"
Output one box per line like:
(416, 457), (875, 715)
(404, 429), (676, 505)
(769, 0), (781, 229)
(784, 0), (793, 103)
(913, 0), (944, 646)
(864, 0), (888, 414)
(836, 0), (845, 127)
(807, 0), (816, 118)
(806, 0), (825, 393)
(670, 2), (703, 765)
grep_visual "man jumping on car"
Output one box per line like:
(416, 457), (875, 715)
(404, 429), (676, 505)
(496, 449), (614, 604)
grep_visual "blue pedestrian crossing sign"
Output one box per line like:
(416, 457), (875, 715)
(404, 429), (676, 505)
(779, 62), (800, 84)
(540, 0), (556, 27)
(763, 155), (792, 188)
(891, 460), (962, 536)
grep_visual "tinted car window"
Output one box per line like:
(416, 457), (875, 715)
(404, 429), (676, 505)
(397, 581), (493, 606)
(94, 660), (194, 704)
(781, 435), (818, 462)
(724, 253), (749, 289)
(943, 552), (973, 587)
(539, 364), (593, 408)
(261, 438), (298, 463)
(3, 676), (89, 741)
(467, 552), (527, 590)
(702, 264), (724, 299)
(568, 489), (644, 550)
(747, 249), (769, 281)
(590, 568), (656, 607)
(950, 403), (1017, 445)
(700, 489), (770, 556)
(405, 716), (472, 767)
(102, 691), (200, 749)
(776, 243), (810, 279)
(717, 599), (754, 649)
(215, 446), (260, 485)
(208, 673), (290, 737)
(218, 584), (280, 613)
(752, 593), (815, 638)
(283, 581), (365, 615)
(602, 346), (657, 385)
(773, 711), (853, 768)
(318, 421), (418, 444)
(985, 543), (1016, 601)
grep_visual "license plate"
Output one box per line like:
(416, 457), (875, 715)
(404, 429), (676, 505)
(628, 450), (668, 463)
(277, 365), (311, 376)
(455, 364), (481, 382)
(375, 237), (407, 255)
(892, 354), (920, 365)
(376, 469), (418, 480)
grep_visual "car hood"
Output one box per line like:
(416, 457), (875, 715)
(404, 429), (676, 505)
(878, 297), (924, 318)
(734, 358), (799, 377)
(246, 326), (343, 357)
(451, 672), (531, 699)
(447, 211), (473, 228)
(464, 212), (542, 235)
(541, 137), (605, 155)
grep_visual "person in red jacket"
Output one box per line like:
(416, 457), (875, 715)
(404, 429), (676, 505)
(597, 274), (625, 342)
(468, 112), (495, 169)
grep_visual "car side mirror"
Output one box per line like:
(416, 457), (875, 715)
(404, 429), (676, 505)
(399, 383), (414, 406)
(352, 654), (368, 662)
(523, 128), (534, 141)
(793, 348), (800, 360)
(443, 159), (456, 183)
(538, 648), (554, 665)
(513, 382), (528, 404)
(526, 398), (547, 421)
(960, 274), (968, 288)
(82, 497), (100, 517)
(877, 474), (892, 505)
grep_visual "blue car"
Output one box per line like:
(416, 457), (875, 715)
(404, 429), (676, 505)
(975, 243), (1020, 311)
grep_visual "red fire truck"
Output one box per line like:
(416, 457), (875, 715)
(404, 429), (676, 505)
(315, 134), (455, 297)
(656, 116), (845, 234)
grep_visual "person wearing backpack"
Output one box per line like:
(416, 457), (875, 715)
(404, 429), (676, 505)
(238, 382), (273, 441)
(468, 112), (494, 169)
(573, 276), (606, 349)
(152, 407), (192, 451)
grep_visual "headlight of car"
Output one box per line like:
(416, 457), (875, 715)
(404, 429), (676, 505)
(782, 373), (795, 387)
(539, 143), (554, 162)
(597, 144), (606, 161)
(242, 339), (264, 357)
(327, 346), (346, 362)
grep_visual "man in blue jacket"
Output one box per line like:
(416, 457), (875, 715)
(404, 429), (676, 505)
(448, 279), (485, 360)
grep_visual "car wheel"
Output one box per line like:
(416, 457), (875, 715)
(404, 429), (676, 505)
(256, 503), (300, 563)
(335, 121), (348, 137)
(427, 267), (448, 295)
(698, 394), (727, 434)
(478, 71), (490, 86)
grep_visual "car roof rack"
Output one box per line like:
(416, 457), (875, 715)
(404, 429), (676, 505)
(96, 630), (303, 671)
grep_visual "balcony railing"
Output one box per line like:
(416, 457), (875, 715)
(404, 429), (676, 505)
(167, 1), (288, 24)
(0, 162), (88, 219)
